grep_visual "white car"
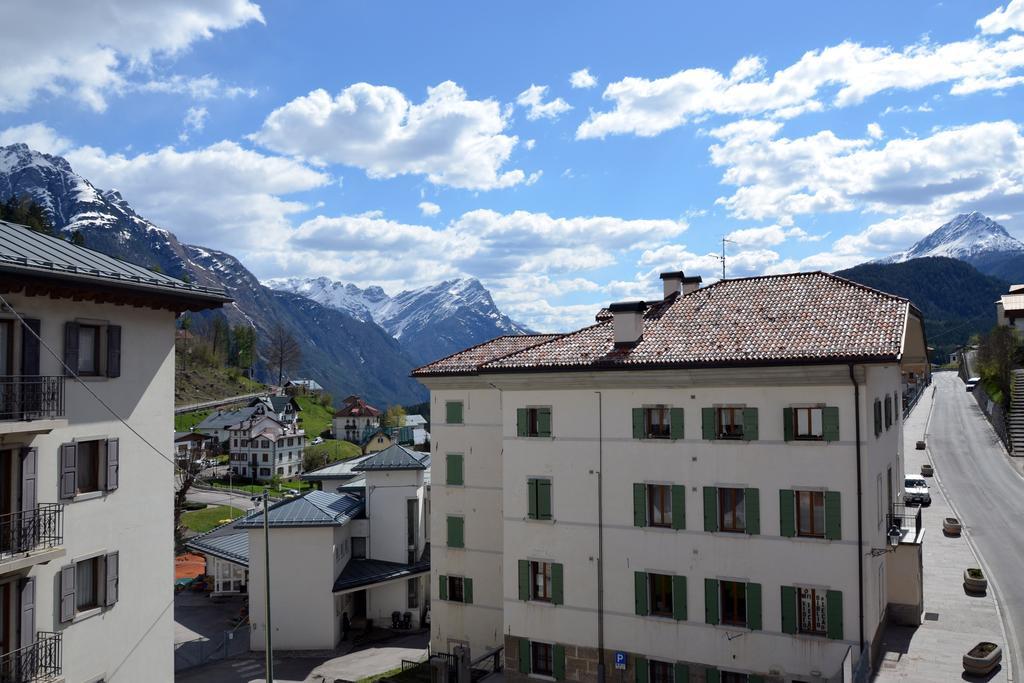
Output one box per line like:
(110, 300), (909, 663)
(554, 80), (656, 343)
(904, 475), (931, 505)
(311, 437), (324, 445)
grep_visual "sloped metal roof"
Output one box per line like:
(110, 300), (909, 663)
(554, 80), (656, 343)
(352, 444), (426, 471)
(234, 490), (364, 528)
(196, 406), (259, 431)
(302, 454), (377, 481)
(333, 557), (430, 592)
(184, 518), (251, 566)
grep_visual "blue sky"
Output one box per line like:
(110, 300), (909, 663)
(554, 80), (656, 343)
(1, 1), (1023, 330)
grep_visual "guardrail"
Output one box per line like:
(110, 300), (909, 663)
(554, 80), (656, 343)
(888, 503), (923, 541)
(0, 504), (63, 560)
(0, 631), (62, 683)
(0, 375), (64, 421)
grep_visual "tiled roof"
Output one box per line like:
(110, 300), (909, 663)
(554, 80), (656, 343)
(234, 490), (364, 528)
(411, 333), (563, 377)
(0, 219), (229, 307)
(333, 557), (430, 592)
(334, 398), (381, 417)
(352, 444), (427, 471)
(483, 272), (914, 372)
(185, 518), (252, 566)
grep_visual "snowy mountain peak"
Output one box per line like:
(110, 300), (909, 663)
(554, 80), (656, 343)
(885, 212), (1024, 263)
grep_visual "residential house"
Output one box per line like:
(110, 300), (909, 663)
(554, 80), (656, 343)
(285, 378), (324, 396)
(174, 431), (217, 462)
(227, 409), (306, 481)
(0, 219), (229, 682)
(333, 396), (381, 443)
(187, 443), (431, 651)
(405, 415), (431, 446)
(361, 428), (394, 455)
(996, 284), (1024, 331)
(248, 394), (301, 426)
(414, 270), (929, 682)
(195, 405), (260, 445)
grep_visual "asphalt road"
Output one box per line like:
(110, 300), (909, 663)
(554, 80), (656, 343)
(926, 371), (1024, 675)
(185, 486), (259, 511)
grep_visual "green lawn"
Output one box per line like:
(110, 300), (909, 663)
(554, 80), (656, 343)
(175, 409), (211, 432)
(296, 396), (335, 439)
(208, 477), (315, 495)
(306, 439), (361, 466)
(181, 505), (245, 533)
(357, 667), (404, 683)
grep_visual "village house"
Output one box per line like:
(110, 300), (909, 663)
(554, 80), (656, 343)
(333, 395), (381, 443)
(174, 430), (218, 463)
(0, 220), (229, 682)
(227, 405), (306, 481)
(414, 270), (929, 683)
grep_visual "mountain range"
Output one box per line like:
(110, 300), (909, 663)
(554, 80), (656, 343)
(0, 143), (530, 406)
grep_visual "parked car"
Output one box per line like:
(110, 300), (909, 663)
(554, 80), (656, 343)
(904, 475), (931, 505)
(966, 376), (981, 392)
(311, 436), (324, 445)
(282, 488), (301, 499)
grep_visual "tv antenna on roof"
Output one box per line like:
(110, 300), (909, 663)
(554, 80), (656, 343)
(715, 237), (735, 279)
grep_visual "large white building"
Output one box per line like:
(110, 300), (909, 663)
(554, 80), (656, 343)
(0, 219), (228, 682)
(227, 407), (306, 481)
(414, 271), (928, 683)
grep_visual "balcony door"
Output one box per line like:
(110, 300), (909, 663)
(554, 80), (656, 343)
(0, 321), (11, 377)
(0, 452), (11, 555)
(0, 581), (10, 659)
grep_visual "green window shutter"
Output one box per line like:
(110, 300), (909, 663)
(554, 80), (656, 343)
(447, 516), (464, 548)
(439, 575), (447, 601)
(672, 575), (687, 620)
(746, 582), (762, 630)
(827, 590), (844, 640)
(825, 491), (842, 540)
(446, 453), (463, 486)
(673, 663), (689, 683)
(552, 563), (564, 605)
(701, 407), (715, 440)
(635, 656), (648, 683)
(538, 479), (552, 520)
(780, 585), (797, 634)
(779, 489), (795, 538)
(553, 644), (565, 680)
(632, 407), (645, 440)
(517, 408), (527, 437)
(538, 407), (552, 437)
(518, 560), (530, 600)
(783, 407), (794, 442)
(823, 406), (840, 441)
(633, 483), (647, 528)
(705, 668), (720, 683)
(749, 676), (765, 683)
(634, 571), (648, 616)
(703, 487), (717, 532)
(447, 401), (463, 424)
(518, 638), (530, 674)
(527, 479), (538, 519)
(671, 485), (686, 530)
(742, 407), (759, 441)
(464, 578), (473, 604)
(873, 400), (881, 437)
(670, 407), (684, 440)
(745, 488), (760, 535)
(704, 578), (719, 624)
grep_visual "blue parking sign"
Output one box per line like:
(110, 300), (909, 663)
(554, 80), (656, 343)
(614, 651), (627, 670)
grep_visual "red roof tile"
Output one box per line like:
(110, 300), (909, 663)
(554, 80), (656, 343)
(411, 334), (564, 377)
(334, 398), (381, 417)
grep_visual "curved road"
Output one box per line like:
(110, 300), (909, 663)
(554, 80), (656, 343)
(927, 372), (1024, 675)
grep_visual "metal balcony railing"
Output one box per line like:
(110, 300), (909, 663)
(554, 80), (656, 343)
(887, 503), (923, 542)
(0, 632), (62, 683)
(0, 376), (65, 421)
(0, 505), (64, 560)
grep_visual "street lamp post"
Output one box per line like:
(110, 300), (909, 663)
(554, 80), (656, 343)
(252, 491), (273, 682)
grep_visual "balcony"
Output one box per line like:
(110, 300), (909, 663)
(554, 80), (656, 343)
(887, 503), (925, 544)
(0, 505), (64, 574)
(0, 632), (62, 683)
(0, 376), (65, 434)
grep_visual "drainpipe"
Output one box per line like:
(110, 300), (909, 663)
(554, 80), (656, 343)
(849, 363), (866, 655)
(595, 391), (606, 683)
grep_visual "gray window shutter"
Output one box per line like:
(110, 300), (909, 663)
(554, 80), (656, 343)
(105, 438), (119, 491)
(742, 407), (758, 441)
(632, 407), (645, 439)
(670, 407), (684, 440)
(518, 560), (530, 600)
(59, 443), (77, 499)
(63, 322), (79, 376)
(105, 551), (119, 606)
(21, 447), (37, 514)
(60, 564), (76, 623)
(21, 319), (40, 375)
(20, 577), (35, 650)
(106, 325), (122, 378)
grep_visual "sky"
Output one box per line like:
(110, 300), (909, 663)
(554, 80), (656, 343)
(1, 1), (1024, 331)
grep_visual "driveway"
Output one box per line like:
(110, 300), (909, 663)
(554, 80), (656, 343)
(186, 486), (261, 512)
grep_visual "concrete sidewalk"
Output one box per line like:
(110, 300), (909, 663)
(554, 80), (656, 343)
(874, 385), (1008, 682)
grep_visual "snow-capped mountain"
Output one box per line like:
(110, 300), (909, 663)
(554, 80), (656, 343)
(269, 276), (532, 365)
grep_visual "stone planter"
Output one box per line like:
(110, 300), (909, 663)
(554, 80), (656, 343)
(964, 568), (988, 594)
(963, 641), (1001, 676)
(943, 517), (962, 535)
(916, 440), (926, 450)
(921, 463), (934, 477)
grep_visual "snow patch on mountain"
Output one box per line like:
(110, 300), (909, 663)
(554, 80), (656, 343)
(882, 212), (1024, 263)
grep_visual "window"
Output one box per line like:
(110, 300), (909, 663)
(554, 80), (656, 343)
(262, 453), (268, 462)
(531, 561), (553, 601)
(517, 407), (551, 437)
(531, 642), (553, 676)
(796, 491), (825, 538)
(717, 406), (744, 439)
(884, 395), (892, 429)
(276, 467), (283, 475)
(76, 440), (102, 494)
(77, 324), (100, 375)
(233, 439), (238, 447)
(792, 407), (823, 440)
(408, 578), (418, 609)
(720, 581), (747, 627)
(649, 661), (674, 683)
(719, 488), (746, 533)
(446, 401), (464, 424)
(644, 406), (670, 439)
(76, 557), (102, 610)
(721, 674), (748, 683)
(352, 537), (366, 559)
(448, 576), (464, 603)
(798, 587), (827, 635)
(873, 399), (882, 437)
(259, 467), (270, 477)
(649, 573), (673, 617)
(527, 478), (552, 520)
(647, 484), (672, 527)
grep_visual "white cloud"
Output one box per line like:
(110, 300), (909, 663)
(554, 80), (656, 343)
(418, 201), (441, 216)
(881, 103), (933, 115)
(524, 139), (536, 150)
(978, 0), (1024, 34)
(0, 122), (73, 155)
(569, 68), (598, 89)
(866, 122), (883, 139)
(516, 84), (573, 120)
(252, 81), (531, 191)
(178, 106), (208, 142)
(725, 224), (817, 246)
(577, 33), (1024, 138)
(135, 75), (258, 100)
(0, 0), (263, 112)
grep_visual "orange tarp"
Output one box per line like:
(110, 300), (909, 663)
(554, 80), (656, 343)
(175, 552), (206, 580)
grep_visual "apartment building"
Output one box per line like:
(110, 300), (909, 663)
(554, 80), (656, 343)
(0, 220), (228, 682)
(227, 407), (305, 481)
(413, 271), (928, 683)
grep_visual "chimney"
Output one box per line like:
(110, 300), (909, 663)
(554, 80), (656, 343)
(681, 274), (703, 295)
(659, 271), (703, 298)
(609, 301), (647, 346)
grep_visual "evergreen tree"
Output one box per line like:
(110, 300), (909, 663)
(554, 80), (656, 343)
(0, 195), (53, 235)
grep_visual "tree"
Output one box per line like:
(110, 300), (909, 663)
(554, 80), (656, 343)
(265, 322), (301, 387)
(71, 230), (85, 246)
(1, 195), (53, 234)
(173, 444), (212, 551)
(231, 324), (257, 370)
(382, 404), (407, 429)
(977, 325), (1017, 407)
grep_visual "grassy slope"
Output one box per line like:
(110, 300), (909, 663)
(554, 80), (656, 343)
(181, 505), (245, 533)
(305, 439), (362, 464)
(175, 343), (265, 407)
(296, 396), (335, 439)
(175, 409), (211, 431)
